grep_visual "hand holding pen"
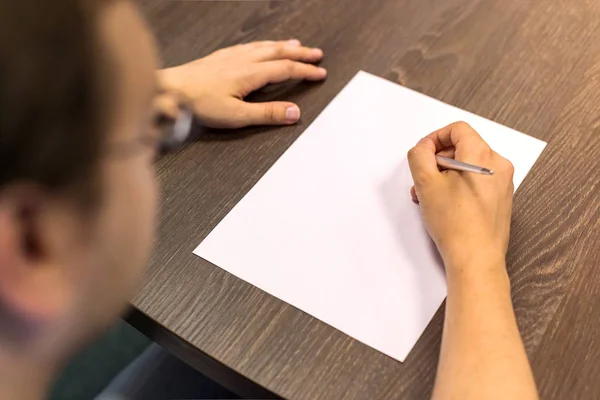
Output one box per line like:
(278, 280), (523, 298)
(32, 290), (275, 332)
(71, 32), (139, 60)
(406, 121), (515, 269)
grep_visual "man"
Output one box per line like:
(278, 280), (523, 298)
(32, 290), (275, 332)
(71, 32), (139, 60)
(0, 0), (537, 399)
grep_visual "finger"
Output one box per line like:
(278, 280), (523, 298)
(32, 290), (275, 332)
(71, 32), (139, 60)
(491, 151), (516, 179)
(426, 121), (491, 155)
(245, 39), (299, 49)
(407, 137), (441, 186)
(251, 41), (324, 63)
(436, 147), (455, 159)
(410, 186), (420, 204)
(231, 100), (302, 127)
(246, 40), (278, 48)
(246, 60), (326, 88)
(209, 41), (285, 59)
(154, 93), (179, 120)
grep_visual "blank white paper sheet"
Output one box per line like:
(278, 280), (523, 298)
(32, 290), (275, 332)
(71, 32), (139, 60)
(194, 71), (547, 362)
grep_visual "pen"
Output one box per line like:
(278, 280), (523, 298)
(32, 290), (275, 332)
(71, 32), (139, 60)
(435, 155), (495, 175)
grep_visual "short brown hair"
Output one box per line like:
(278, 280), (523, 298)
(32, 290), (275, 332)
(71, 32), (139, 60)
(0, 0), (111, 198)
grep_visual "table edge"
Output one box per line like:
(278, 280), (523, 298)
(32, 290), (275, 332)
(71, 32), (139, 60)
(124, 307), (281, 399)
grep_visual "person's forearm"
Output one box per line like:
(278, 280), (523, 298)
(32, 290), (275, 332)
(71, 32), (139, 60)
(432, 256), (538, 400)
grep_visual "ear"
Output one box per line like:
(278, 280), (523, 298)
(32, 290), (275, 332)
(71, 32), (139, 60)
(0, 185), (72, 332)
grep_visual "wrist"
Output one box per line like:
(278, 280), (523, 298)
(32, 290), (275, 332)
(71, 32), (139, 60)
(445, 253), (513, 306)
(444, 249), (508, 279)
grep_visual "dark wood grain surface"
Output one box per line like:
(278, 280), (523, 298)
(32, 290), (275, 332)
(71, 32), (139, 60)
(130, 0), (600, 398)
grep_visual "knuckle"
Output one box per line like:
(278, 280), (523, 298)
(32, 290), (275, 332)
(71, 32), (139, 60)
(258, 40), (274, 47)
(453, 121), (473, 131)
(263, 105), (277, 122)
(232, 106), (248, 124)
(284, 60), (296, 73)
(501, 158), (515, 176)
(275, 43), (286, 57)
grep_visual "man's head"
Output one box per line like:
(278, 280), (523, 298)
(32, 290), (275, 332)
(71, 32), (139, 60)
(0, 0), (159, 366)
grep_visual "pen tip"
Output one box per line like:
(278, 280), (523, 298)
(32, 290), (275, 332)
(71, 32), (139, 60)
(487, 169), (495, 175)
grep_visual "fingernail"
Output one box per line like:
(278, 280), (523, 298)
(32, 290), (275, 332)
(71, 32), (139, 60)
(318, 67), (328, 76)
(288, 39), (301, 47)
(312, 48), (323, 57)
(285, 106), (300, 122)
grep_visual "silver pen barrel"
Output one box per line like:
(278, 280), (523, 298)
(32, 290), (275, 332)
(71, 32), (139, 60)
(435, 155), (495, 175)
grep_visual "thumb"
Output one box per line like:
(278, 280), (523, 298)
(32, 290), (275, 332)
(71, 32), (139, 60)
(234, 101), (301, 127)
(407, 137), (440, 186)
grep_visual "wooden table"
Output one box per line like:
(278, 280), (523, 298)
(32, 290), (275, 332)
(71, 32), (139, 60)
(129, 0), (600, 398)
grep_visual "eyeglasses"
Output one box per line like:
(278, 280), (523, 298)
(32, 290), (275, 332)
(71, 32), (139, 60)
(107, 88), (194, 158)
